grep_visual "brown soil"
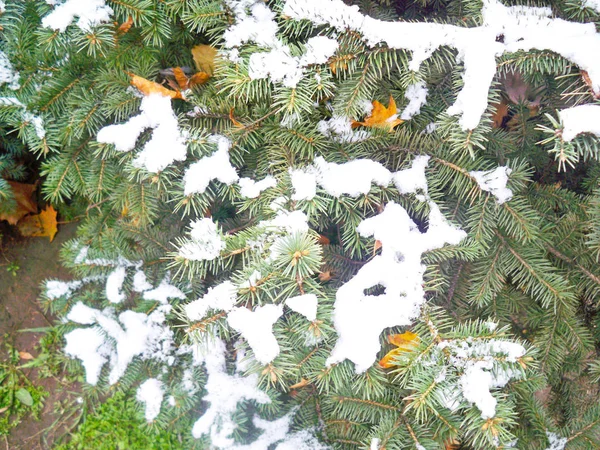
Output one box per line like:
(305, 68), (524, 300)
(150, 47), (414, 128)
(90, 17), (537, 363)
(0, 221), (81, 450)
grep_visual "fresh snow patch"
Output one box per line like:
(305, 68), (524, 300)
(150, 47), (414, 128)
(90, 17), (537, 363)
(105, 267), (126, 304)
(470, 166), (513, 204)
(178, 218), (225, 261)
(184, 281), (238, 321)
(184, 136), (239, 195)
(0, 51), (20, 90)
(545, 431), (567, 450)
(133, 270), (153, 292)
(584, 0), (600, 13)
(136, 378), (164, 422)
(239, 176), (277, 198)
(370, 438), (380, 450)
(46, 279), (83, 300)
(558, 104), (600, 141)
(285, 294), (318, 321)
(327, 201), (466, 372)
(97, 94), (187, 173)
(289, 167), (318, 201)
(314, 156), (391, 198)
(227, 304), (283, 364)
(191, 339), (271, 446)
(143, 278), (186, 304)
(275, 429), (331, 450)
(64, 327), (109, 385)
(393, 155), (430, 195)
(400, 82), (428, 120)
(317, 116), (370, 143)
(42, 0), (113, 32)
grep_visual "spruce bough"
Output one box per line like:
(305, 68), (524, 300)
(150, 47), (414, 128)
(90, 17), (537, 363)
(1, 0), (600, 448)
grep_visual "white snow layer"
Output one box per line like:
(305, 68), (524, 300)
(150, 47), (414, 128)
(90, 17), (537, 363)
(239, 176), (277, 198)
(558, 104), (600, 141)
(46, 279), (83, 300)
(184, 281), (238, 321)
(42, 0), (113, 32)
(545, 431), (567, 450)
(285, 294), (318, 321)
(282, 0), (600, 129)
(401, 82), (428, 120)
(105, 266), (127, 303)
(0, 51), (19, 90)
(97, 94), (187, 173)
(184, 135), (239, 195)
(178, 218), (226, 261)
(584, 0), (600, 13)
(227, 304), (284, 364)
(136, 378), (164, 422)
(470, 166), (513, 204)
(143, 278), (186, 303)
(317, 116), (370, 143)
(327, 201), (466, 372)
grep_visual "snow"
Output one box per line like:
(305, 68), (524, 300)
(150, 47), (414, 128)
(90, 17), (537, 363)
(317, 116), (370, 143)
(289, 167), (318, 201)
(400, 82), (428, 120)
(275, 429), (331, 450)
(191, 339), (271, 446)
(184, 135), (239, 195)
(327, 201), (466, 372)
(0, 1), (4, 13)
(64, 302), (174, 385)
(133, 270), (152, 292)
(285, 294), (318, 321)
(460, 363), (497, 419)
(227, 304), (284, 364)
(184, 281), (238, 321)
(545, 431), (567, 450)
(0, 51), (19, 90)
(314, 156), (391, 198)
(302, 36), (339, 65)
(223, 0), (279, 48)
(143, 278), (186, 304)
(282, 0), (600, 129)
(370, 438), (380, 450)
(46, 280), (83, 300)
(230, 414), (293, 450)
(239, 176), (277, 198)
(105, 267), (126, 304)
(393, 155), (430, 195)
(558, 104), (600, 141)
(42, 0), (113, 32)
(470, 166), (513, 204)
(136, 378), (164, 422)
(584, 0), (600, 13)
(96, 94), (187, 173)
(178, 218), (226, 261)
(22, 112), (46, 139)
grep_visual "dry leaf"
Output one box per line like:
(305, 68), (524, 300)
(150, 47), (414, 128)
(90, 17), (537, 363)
(581, 70), (600, 99)
(117, 16), (133, 34)
(317, 234), (330, 245)
(17, 205), (58, 242)
(229, 108), (244, 128)
(378, 331), (419, 368)
(289, 378), (310, 390)
(173, 67), (189, 90)
(352, 96), (404, 131)
(318, 270), (332, 282)
(192, 44), (218, 76)
(492, 100), (509, 129)
(374, 239), (382, 253)
(129, 73), (183, 99)
(0, 181), (38, 225)
(19, 351), (34, 360)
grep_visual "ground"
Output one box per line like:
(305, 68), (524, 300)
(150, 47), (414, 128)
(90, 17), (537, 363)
(0, 221), (80, 450)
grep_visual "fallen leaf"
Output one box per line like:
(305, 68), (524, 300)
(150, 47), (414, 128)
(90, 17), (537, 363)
(18, 351), (34, 360)
(581, 70), (600, 99)
(15, 388), (33, 406)
(188, 72), (210, 88)
(374, 239), (382, 253)
(352, 96), (403, 131)
(129, 73), (183, 99)
(17, 205), (58, 242)
(317, 234), (330, 245)
(229, 108), (244, 128)
(192, 44), (218, 76)
(0, 181), (38, 225)
(289, 378), (310, 390)
(117, 16), (133, 34)
(318, 270), (332, 282)
(173, 67), (189, 90)
(378, 331), (419, 368)
(492, 100), (509, 129)
(0, 406), (8, 414)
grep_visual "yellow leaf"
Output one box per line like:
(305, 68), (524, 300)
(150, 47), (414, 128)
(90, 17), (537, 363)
(289, 378), (310, 390)
(129, 73), (183, 99)
(17, 205), (58, 242)
(19, 351), (34, 360)
(378, 331), (419, 368)
(188, 72), (210, 88)
(191, 44), (218, 76)
(0, 181), (38, 225)
(117, 16), (133, 35)
(352, 96), (404, 131)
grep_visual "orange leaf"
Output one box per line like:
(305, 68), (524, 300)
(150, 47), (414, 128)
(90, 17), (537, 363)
(117, 16), (133, 34)
(17, 205), (58, 242)
(289, 378), (310, 390)
(378, 331), (419, 368)
(173, 67), (190, 90)
(352, 96), (403, 131)
(492, 100), (509, 129)
(0, 181), (38, 225)
(19, 351), (34, 360)
(188, 72), (210, 88)
(129, 73), (183, 99)
(229, 108), (244, 128)
(318, 270), (332, 282)
(192, 44), (218, 76)
(317, 234), (330, 245)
